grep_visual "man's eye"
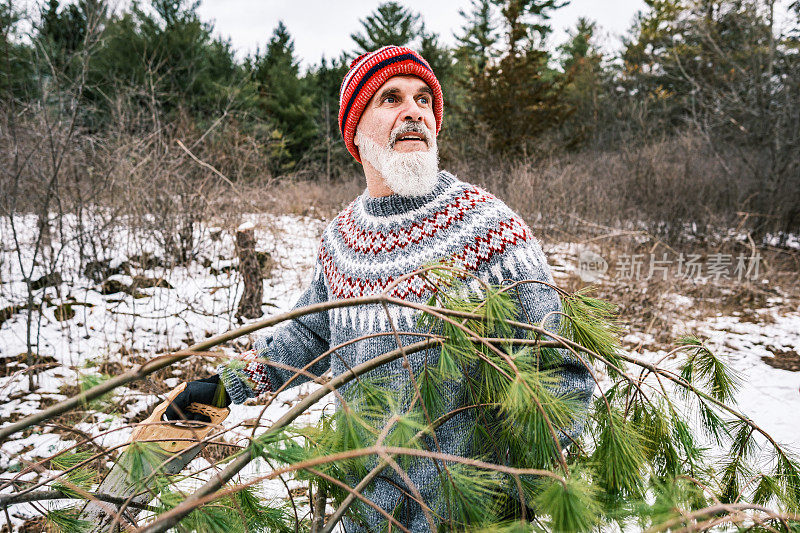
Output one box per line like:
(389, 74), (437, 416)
(418, 96), (429, 104)
(384, 96), (396, 103)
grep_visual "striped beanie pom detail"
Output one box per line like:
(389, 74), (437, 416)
(338, 45), (444, 163)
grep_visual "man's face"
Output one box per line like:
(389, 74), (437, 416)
(354, 75), (437, 153)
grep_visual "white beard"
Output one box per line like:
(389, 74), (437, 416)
(356, 127), (440, 197)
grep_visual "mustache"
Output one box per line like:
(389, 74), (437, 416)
(388, 121), (432, 148)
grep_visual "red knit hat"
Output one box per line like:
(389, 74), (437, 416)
(338, 45), (444, 163)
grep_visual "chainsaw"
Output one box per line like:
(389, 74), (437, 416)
(78, 383), (229, 531)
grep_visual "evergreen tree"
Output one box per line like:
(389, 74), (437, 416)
(449, 0), (502, 160)
(350, 1), (421, 54)
(418, 26), (459, 163)
(86, 0), (242, 126)
(38, 0), (89, 70)
(250, 21), (318, 174)
(472, 0), (572, 156)
(558, 18), (604, 147)
(304, 54), (353, 180)
(621, 0), (800, 236)
(0, 2), (35, 101)
(455, 0), (500, 76)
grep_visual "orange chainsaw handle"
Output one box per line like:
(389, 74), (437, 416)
(128, 382), (229, 454)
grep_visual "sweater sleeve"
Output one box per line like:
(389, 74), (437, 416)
(219, 260), (332, 404)
(482, 228), (595, 450)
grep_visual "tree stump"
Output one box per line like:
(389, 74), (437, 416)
(235, 223), (263, 319)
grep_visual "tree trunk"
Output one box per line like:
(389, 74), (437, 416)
(236, 224), (263, 319)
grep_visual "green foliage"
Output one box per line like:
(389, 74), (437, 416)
(776, 452), (800, 511)
(630, 399), (681, 478)
(418, 362), (447, 418)
(52, 472), (95, 498)
(500, 368), (582, 468)
(557, 17), (605, 148)
(0, 3), (34, 101)
(636, 476), (708, 531)
(559, 286), (624, 376)
(84, 0), (244, 124)
(535, 473), (601, 533)
(697, 397), (728, 445)
(719, 418), (756, 503)
(469, 0), (572, 155)
(43, 507), (91, 533)
(592, 408), (647, 499)
(350, 1), (422, 54)
(52, 463), (96, 498)
(249, 426), (309, 468)
(455, 0), (500, 75)
(438, 463), (504, 526)
(51, 450), (95, 470)
(303, 54), (354, 179)
(319, 406), (379, 478)
(249, 21), (318, 171)
(159, 485), (294, 532)
(79, 372), (114, 410)
(117, 441), (171, 492)
(677, 335), (740, 404)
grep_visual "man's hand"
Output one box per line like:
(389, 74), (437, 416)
(164, 375), (231, 423)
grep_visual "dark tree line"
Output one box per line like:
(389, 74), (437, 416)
(2, 0), (799, 236)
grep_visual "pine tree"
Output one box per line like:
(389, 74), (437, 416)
(304, 54), (353, 180)
(558, 18), (604, 148)
(0, 2), (36, 101)
(350, 1), (422, 55)
(250, 21), (318, 174)
(621, 0), (800, 236)
(85, 0), (242, 125)
(472, 0), (572, 156)
(449, 0), (501, 159)
(455, 0), (500, 75)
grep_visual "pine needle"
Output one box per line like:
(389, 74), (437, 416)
(676, 335), (740, 404)
(776, 452), (800, 512)
(535, 473), (600, 533)
(43, 507), (91, 533)
(159, 485), (294, 532)
(639, 476), (708, 531)
(117, 441), (170, 492)
(52, 466), (96, 498)
(593, 409), (647, 498)
(384, 411), (426, 468)
(560, 287), (624, 376)
(50, 450), (94, 471)
(79, 372), (114, 410)
(438, 462), (503, 527)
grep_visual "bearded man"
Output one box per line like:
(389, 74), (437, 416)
(167, 46), (594, 531)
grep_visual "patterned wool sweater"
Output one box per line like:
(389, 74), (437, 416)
(221, 171), (594, 531)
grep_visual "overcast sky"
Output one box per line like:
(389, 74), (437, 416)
(194, 0), (649, 69)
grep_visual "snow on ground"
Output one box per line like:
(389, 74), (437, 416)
(1, 211), (798, 530)
(682, 312), (800, 447)
(0, 212), (327, 529)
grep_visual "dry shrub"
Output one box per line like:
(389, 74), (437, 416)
(456, 132), (761, 245)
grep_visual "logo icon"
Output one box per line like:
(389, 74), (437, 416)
(577, 248), (608, 282)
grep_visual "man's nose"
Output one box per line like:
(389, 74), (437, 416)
(401, 98), (424, 122)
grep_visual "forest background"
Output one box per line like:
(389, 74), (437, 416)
(3, 0), (800, 244)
